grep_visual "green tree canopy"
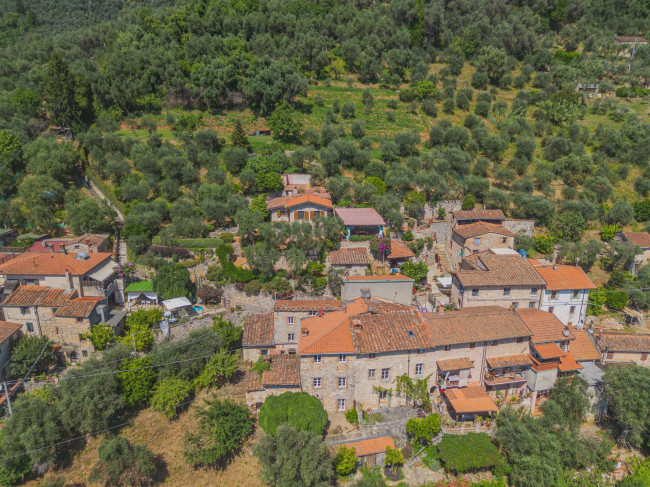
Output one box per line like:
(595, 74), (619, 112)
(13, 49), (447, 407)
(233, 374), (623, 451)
(152, 263), (193, 300)
(258, 391), (328, 436)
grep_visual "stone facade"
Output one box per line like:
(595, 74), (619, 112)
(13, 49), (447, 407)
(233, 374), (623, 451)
(274, 310), (316, 352)
(601, 351), (649, 365)
(451, 279), (542, 310)
(449, 232), (515, 270)
(503, 219), (535, 237)
(270, 202), (331, 223)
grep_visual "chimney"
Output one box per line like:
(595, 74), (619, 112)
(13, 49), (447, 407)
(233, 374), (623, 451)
(301, 327), (309, 337)
(318, 308), (324, 317)
(509, 305), (515, 311)
(353, 320), (362, 332)
(41, 240), (47, 248)
(563, 327), (570, 337)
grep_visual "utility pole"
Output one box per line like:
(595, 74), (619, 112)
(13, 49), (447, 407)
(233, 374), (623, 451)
(3, 382), (12, 416)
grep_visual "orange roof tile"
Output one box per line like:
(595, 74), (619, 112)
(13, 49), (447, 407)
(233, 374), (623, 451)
(437, 357), (473, 372)
(516, 308), (575, 344)
(387, 240), (415, 260)
(243, 313), (274, 347)
(533, 342), (564, 360)
(0, 321), (22, 344)
(568, 328), (601, 361)
(596, 332), (650, 353)
(444, 385), (498, 413)
(621, 231), (650, 248)
(0, 252), (113, 276)
(329, 247), (370, 265)
(486, 354), (532, 369)
(452, 209), (506, 222)
(350, 309), (429, 354)
(338, 436), (396, 457)
(343, 274), (414, 282)
(55, 297), (106, 318)
(558, 352), (583, 372)
(453, 222), (514, 239)
(334, 208), (386, 226)
(285, 193), (332, 209)
(454, 251), (546, 287)
(2, 286), (76, 307)
(530, 264), (596, 291)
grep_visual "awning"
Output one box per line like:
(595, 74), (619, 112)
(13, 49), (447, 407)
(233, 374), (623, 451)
(487, 354), (532, 369)
(88, 263), (116, 282)
(162, 297), (193, 311)
(437, 357), (473, 372)
(127, 291), (158, 302)
(444, 385), (498, 414)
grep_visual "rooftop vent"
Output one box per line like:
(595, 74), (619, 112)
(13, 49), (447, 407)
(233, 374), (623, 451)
(361, 288), (371, 299)
(353, 320), (363, 332)
(301, 327), (309, 337)
(75, 252), (90, 261)
(408, 330), (415, 338)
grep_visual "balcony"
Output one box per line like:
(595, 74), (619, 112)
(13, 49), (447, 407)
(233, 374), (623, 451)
(484, 372), (528, 386)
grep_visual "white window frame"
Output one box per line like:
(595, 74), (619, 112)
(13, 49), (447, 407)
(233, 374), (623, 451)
(338, 377), (347, 388)
(288, 333), (295, 342)
(339, 354), (347, 363)
(287, 316), (294, 324)
(368, 369), (375, 379)
(337, 398), (346, 411)
(415, 363), (423, 376)
(313, 377), (322, 388)
(314, 354), (322, 364)
(381, 368), (390, 380)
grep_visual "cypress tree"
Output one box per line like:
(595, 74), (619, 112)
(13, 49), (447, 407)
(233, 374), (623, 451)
(231, 118), (251, 151)
(45, 52), (77, 127)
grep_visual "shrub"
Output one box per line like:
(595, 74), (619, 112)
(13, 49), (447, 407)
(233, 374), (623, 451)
(150, 376), (194, 419)
(220, 232), (234, 243)
(244, 280), (261, 294)
(422, 99), (438, 117)
(385, 446), (404, 467)
(345, 408), (359, 425)
(461, 194), (475, 210)
(437, 433), (504, 474)
(88, 436), (156, 487)
(533, 235), (555, 254)
(148, 244), (191, 259)
(587, 290), (607, 316)
(335, 446), (357, 476)
(258, 392), (328, 435)
(600, 223), (621, 242)
(422, 445), (441, 471)
(406, 414), (442, 445)
(402, 230), (414, 241)
(606, 290), (628, 311)
(196, 285), (223, 304)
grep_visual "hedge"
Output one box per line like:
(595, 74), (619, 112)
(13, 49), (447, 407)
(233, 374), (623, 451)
(438, 433), (504, 474)
(170, 238), (223, 249)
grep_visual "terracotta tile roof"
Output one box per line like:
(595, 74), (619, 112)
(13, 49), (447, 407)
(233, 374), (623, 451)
(350, 309), (430, 354)
(486, 354), (532, 369)
(452, 209), (506, 222)
(387, 240), (414, 259)
(267, 193), (332, 210)
(516, 308), (575, 344)
(25, 239), (71, 253)
(437, 357), (473, 372)
(334, 208), (386, 226)
(338, 436), (395, 457)
(532, 342), (565, 360)
(0, 252), (113, 276)
(444, 385), (498, 413)
(261, 355), (300, 387)
(423, 306), (532, 346)
(558, 352), (583, 372)
(568, 328), (601, 361)
(529, 263), (596, 291)
(343, 274), (414, 282)
(329, 247), (370, 265)
(453, 222), (514, 239)
(0, 321), (22, 344)
(243, 313), (274, 347)
(244, 369), (263, 391)
(274, 299), (342, 312)
(2, 286), (76, 307)
(55, 297), (106, 318)
(596, 333), (650, 353)
(621, 231), (650, 248)
(453, 252), (546, 288)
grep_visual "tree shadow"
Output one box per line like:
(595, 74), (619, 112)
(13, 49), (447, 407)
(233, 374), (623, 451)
(294, 100), (313, 115)
(153, 455), (169, 484)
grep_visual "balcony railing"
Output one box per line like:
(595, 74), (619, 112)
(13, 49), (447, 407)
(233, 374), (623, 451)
(484, 372), (527, 385)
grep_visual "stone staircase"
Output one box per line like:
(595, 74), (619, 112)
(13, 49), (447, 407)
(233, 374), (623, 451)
(434, 244), (453, 275)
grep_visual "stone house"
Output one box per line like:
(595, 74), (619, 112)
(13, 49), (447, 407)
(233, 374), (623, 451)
(0, 252), (120, 304)
(386, 240), (415, 270)
(341, 275), (414, 306)
(594, 332), (650, 365)
(450, 209), (506, 227)
(25, 234), (110, 254)
(244, 355), (301, 410)
(449, 222), (515, 270)
(0, 321), (22, 379)
(327, 247), (370, 276)
(272, 299), (343, 353)
(335, 208), (386, 240)
(530, 261), (596, 328)
(242, 313), (275, 362)
(331, 436), (396, 468)
(450, 250), (547, 310)
(616, 231), (650, 274)
(267, 193), (333, 223)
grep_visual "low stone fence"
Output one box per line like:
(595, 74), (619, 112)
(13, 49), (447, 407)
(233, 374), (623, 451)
(442, 423), (495, 436)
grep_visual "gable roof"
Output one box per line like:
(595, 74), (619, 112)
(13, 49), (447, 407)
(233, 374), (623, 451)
(338, 437), (395, 457)
(620, 231), (650, 249)
(452, 209), (506, 222)
(423, 306), (532, 346)
(444, 385), (498, 413)
(274, 299), (342, 312)
(55, 297), (106, 318)
(453, 222), (515, 240)
(486, 354), (532, 369)
(267, 193), (332, 210)
(243, 313), (274, 347)
(533, 342), (565, 360)
(437, 357), (473, 372)
(453, 251), (547, 288)
(568, 328), (601, 362)
(329, 247), (370, 266)
(245, 355), (301, 391)
(516, 308), (574, 344)
(2, 286), (76, 308)
(334, 208), (386, 226)
(387, 240), (414, 260)
(0, 321), (22, 344)
(530, 263), (596, 291)
(0, 252), (113, 276)
(596, 333), (650, 353)
(351, 309), (430, 354)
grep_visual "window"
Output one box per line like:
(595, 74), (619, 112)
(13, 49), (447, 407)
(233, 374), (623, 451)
(473, 237), (481, 246)
(288, 333), (295, 342)
(551, 291), (557, 300)
(79, 334), (86, 342)
(503, 288), (510, 296)
(82, 350), (88, 357)
(368, 369), (376, 379)
(531, 288), (538, 296)
(502, 237), (507, 244)
(511, 302), (519, 309)
(517, 336), (525, 343)
(26, 323), (33, 333)
(287, 316), (294, 324)
(338, 377), (347, 388)
(309, 310), (318, 316)
(417, 349), (424, 354)
(314, 211), (321, 218)
(572, 290), (579, 299)
(381, 368), (390, 380)
(20, 307), (27, 315)
(261, 349), (269, 356)
(52, 308), (58, 314)
(314, 355), (322, 364)
(606, 352), (614, 359)
(76, 317), (84, 323)
(548, 307), (554, 313)
(491, 340), (499, 346)
(379, 390), (388, 400)
(297, 211), (305, 220)
(471, 289), (479, 297)
(569, 306), (576, 315)
(469, 342), (476, 349)
(415, 363), (423, 376)
(337, 399), (346, 411)
(313, 377), (322, 388)
(368, 353), (376, 359)
(339, 354), (347, 363)
(529, 302), (536, 308)
(444, 345), (451, 351)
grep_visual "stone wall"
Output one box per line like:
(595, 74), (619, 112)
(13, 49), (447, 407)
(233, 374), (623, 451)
(339, 240), (371, 250)
(503, 219), (536, 237)
(603, 351), (649, 366)
(224, 285), (275, 312)
(451, 279), (542, 310)
(449, 232), (515, 270)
